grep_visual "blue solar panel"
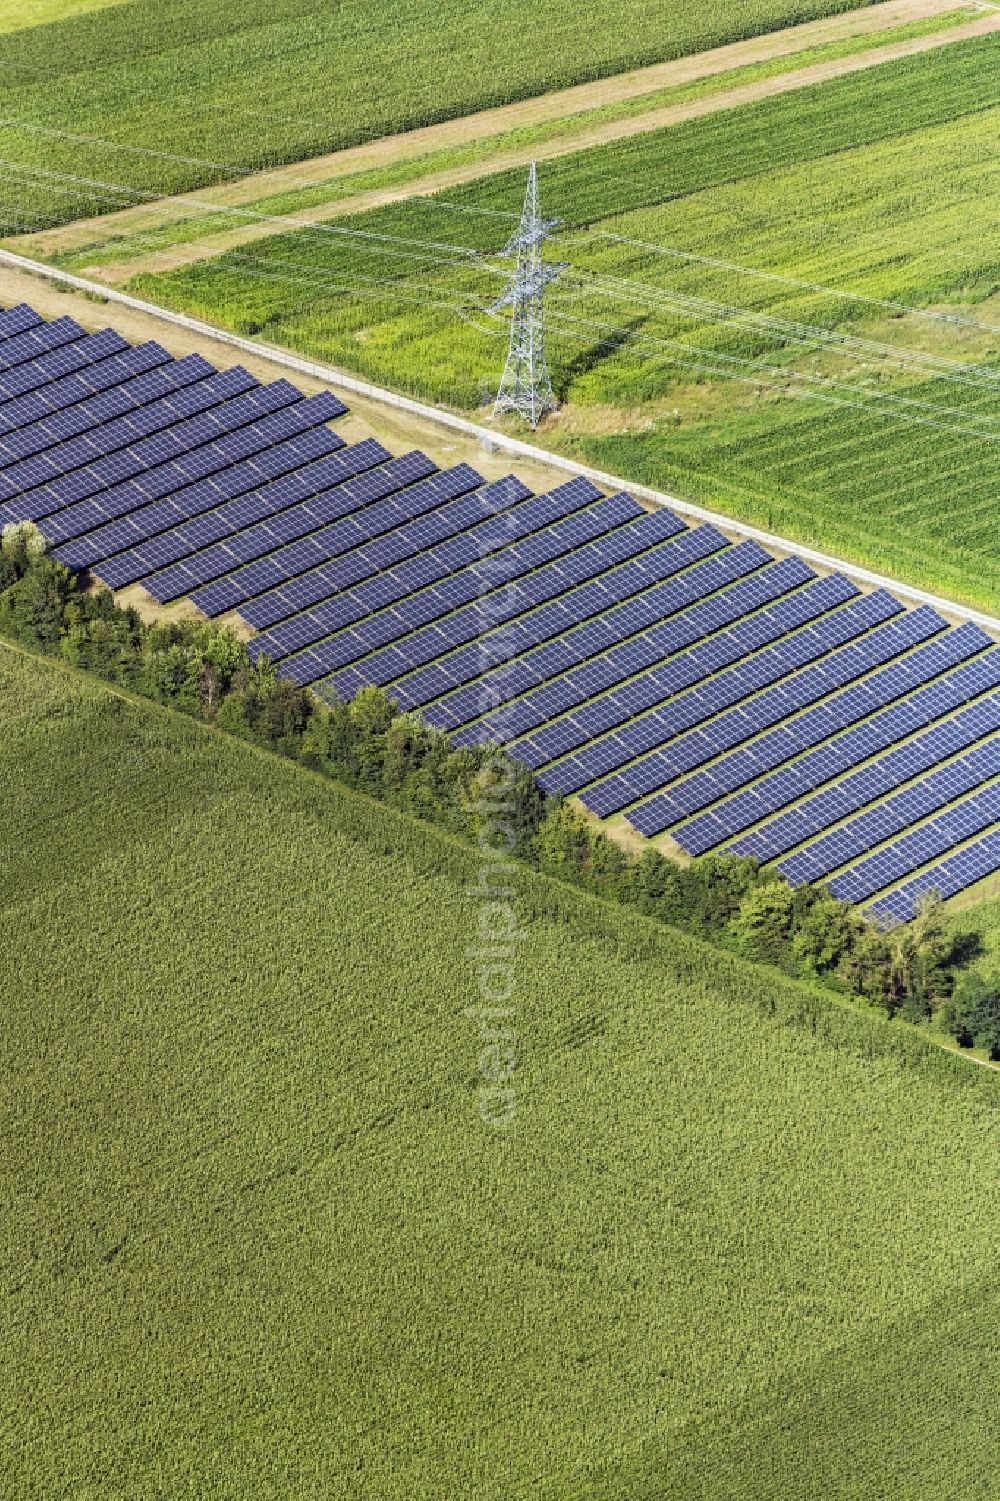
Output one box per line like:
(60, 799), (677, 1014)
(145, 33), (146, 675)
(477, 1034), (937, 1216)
(775, 737), (999, 888)
(868, 829), (1000, 927)
(624, 620), (992, 834)
(0, 316), (85, 373)
(58, 392), (342, 576)
(0, 327), (129, 413)
(829, 782), (1000, 904)
(136, 447), (459, 599)
(0, 347), (195, 439)
(413, 525), (761, 731)
(301, 491), (643, 694)
(248, 475), (604, 666)
(518, 572), (863, 778)
(0, 304), (43, 341)
(0, 345), (181, 468)
(575, 603), (958, 817)
(136, 438), (392, 602)
(242, 470), (537, 634)
(705, 662), (1000, 862)
(179, 459), (485, 623)
(0, 365), (262, 527)
(265, 489), (658, 665)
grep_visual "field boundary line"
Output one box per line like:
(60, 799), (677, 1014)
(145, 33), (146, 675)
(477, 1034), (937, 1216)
(3, 245), (998, 638)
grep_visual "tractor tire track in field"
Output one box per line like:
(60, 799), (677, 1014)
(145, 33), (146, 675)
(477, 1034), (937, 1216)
(15, 0), (999, 284)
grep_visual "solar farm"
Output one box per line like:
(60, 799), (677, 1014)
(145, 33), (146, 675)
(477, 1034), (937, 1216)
(1, 299), (997, 928)
(6, 5), (1000, 1499)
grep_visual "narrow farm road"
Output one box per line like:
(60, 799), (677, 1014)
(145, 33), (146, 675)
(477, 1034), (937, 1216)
(14, 0), (997, 284)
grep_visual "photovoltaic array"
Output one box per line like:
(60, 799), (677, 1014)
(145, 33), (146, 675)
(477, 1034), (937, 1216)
(1, 303), (996, 926)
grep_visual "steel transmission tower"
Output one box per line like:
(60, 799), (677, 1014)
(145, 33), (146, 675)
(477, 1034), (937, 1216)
(490, 162), (565, 428)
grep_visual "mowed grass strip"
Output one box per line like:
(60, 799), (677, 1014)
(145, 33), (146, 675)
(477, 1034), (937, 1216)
(133, 33), (1000, 612)
(1, 644), (998, 1499)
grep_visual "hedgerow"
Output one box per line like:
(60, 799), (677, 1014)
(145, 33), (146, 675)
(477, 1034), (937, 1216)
(0, 527), (984, 1037)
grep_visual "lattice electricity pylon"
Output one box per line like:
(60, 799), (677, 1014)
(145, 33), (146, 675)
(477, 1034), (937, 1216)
(489, 162), (566, 428)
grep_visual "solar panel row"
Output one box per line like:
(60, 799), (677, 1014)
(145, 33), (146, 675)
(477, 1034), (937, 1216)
(95, 435), (353, 590)
(0, 303), (42, 341)
(245, 473), (538, 661)
(0, 352), (209, 489)
(515, 570), (855, 777)
(723, 681), (996, 870)
(0, 364), (266, 512)
(723, 672), (1000, 867)
(384, 507), (694, 717)
(139, 438), (393, 603)
(312, 491), (645, 696)
(416, 523), (747, 732)
(829, 782), (1000, 904)
(868, 830), (1000, 927)
(172, 455), (476, 616)
(254, 476), (605, 671)
(74, 398), (344, 574)
(0, 366), (261, 526)
(223, 447), (465, 642)
(775, 737), (999, 888)
(422, 536), (722, 732)
(0, 327), (129, 417)
(203, 459), (487, 632)
(627, 621), (992, 836)
(589, 602), (949, 818)
(61, 393), (345, 575)
(0, 315), (86, 374)
(242, 469), (533, 635)
(0, 344), (192, 439)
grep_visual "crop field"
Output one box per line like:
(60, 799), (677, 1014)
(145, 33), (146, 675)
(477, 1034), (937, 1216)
(130, 32), (1000, 613)
(0, 0), (880, 233)
(2, 644), (999, 1498)
(15, 3), (984, 276)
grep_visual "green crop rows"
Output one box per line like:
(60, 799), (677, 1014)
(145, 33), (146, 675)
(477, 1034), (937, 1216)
(0, 0), (876, 232)
(37, 6), (979, 274)
(134, 33), (1000, 613)
(2, 644), (999, 1498)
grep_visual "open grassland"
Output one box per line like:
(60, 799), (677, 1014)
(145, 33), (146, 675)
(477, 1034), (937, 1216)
(131, 34), (1000, 614)
(0, 0), (881, 234)
(2, 644), (999, 1498)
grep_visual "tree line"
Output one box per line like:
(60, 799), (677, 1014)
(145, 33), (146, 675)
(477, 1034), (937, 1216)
(2, 522), (996, 1056)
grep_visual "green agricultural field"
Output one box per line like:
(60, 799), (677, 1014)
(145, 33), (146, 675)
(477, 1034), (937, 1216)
(31, 4), (979, 272)
(0, 0), (878, 232)
(133, 33), (1000, 613)
(2, 642), (999, 1498)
